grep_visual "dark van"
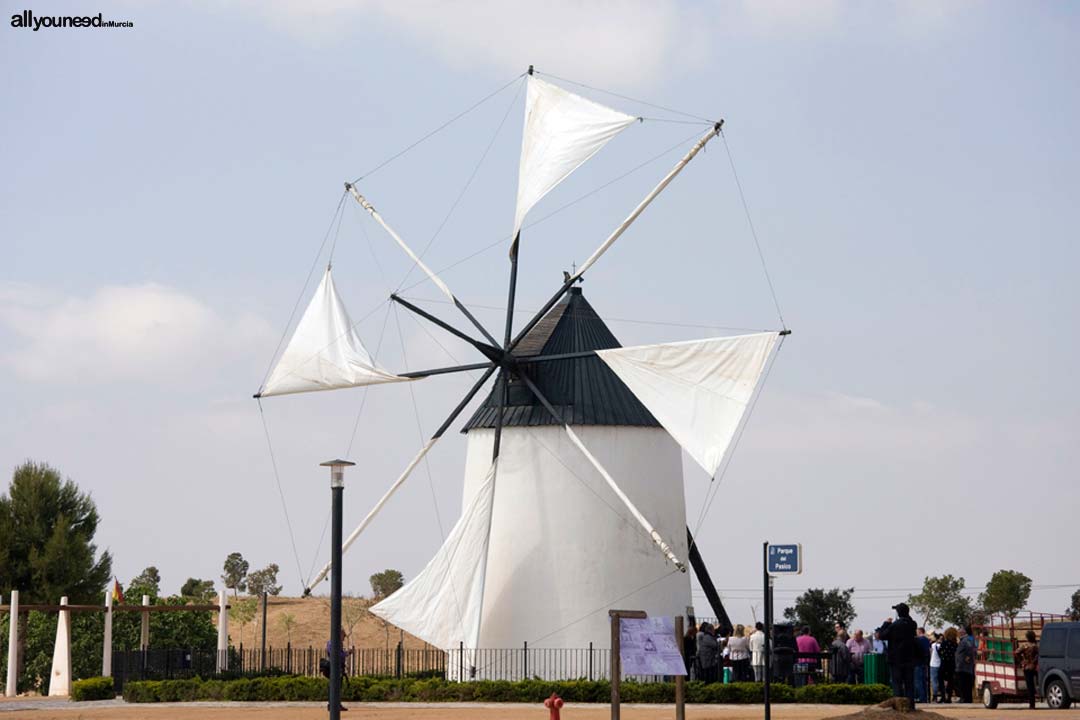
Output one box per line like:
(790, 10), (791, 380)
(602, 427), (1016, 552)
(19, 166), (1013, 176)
(1040, 622), (1080, 709)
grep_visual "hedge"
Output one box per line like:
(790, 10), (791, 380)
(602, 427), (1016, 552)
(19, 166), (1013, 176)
(71, 676), (116, 701)
(124, 676), (893, 704)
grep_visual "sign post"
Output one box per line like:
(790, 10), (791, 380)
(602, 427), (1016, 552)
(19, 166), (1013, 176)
(764, 542), (802, 720)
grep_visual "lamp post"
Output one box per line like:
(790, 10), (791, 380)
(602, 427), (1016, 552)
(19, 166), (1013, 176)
(321, 459), (354, 720)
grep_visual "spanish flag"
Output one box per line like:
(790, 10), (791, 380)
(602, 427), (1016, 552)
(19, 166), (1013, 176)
(112, 578), (124, 605)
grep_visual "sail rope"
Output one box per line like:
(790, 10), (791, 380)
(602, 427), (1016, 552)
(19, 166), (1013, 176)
(351, 72), (525, 184)
(395, 77), (525, 294)
(720, 129), (787, 330)
(257, 191), (347, 392)
(535, 69), (716, 124)
(689, 335), (787, 555)
(396, 128), (705, 294)
(257, 398), (308, 592)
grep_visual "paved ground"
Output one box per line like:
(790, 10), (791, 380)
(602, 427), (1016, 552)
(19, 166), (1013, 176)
(1, 698), (1077, 719)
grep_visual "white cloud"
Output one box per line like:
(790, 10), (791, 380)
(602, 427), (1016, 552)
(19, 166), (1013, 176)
(0, 282), (273, 384)
(236, 0), (708, 89)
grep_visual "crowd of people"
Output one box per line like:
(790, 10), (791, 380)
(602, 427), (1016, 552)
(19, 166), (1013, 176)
(680, 601), (1010, 709)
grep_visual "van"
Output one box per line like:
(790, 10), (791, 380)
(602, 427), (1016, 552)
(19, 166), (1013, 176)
(1039, 622), (1080, 709)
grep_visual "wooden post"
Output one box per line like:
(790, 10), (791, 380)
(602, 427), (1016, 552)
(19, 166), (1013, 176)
(675, 615), (686, 720)
(609, 609), (647, 720)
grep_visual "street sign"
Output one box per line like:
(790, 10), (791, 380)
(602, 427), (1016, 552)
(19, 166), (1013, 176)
(767, 543), (802, 575)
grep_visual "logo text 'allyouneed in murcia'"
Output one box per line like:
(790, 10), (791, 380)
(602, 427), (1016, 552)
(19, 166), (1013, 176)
(10, 10), (134, 31)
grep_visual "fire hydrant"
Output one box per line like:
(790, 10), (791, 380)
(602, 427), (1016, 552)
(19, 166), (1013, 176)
(544, 692), (564, 720)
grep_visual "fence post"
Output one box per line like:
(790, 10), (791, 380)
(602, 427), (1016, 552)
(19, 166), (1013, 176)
(523, 641), (528, 680)
(589, 641), (594, 681)
(395, 641), (402, 678)
(459, 641), (463, 682)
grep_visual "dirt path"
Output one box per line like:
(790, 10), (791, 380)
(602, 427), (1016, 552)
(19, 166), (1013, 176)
(2, 699), (1077, 720)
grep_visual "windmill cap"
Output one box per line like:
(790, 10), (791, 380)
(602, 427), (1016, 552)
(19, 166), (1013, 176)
(892, 602), (910, 616)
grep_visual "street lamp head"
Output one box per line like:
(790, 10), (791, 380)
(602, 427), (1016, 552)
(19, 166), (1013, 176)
(320, 459), (355, 488)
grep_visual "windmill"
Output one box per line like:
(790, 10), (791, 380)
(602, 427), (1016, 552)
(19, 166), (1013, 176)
(255, 68), (787, 678)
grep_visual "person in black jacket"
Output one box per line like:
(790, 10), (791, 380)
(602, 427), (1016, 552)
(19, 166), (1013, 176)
(878, 602), (918, 708)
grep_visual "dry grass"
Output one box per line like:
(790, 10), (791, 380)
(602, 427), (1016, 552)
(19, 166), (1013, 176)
(213, 595), (429, 651)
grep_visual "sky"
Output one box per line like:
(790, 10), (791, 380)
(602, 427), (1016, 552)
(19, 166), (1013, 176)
(2, 0), (1078, 639)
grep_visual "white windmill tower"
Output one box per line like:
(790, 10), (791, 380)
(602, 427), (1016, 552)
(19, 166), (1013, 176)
(257, 68), (787, 680)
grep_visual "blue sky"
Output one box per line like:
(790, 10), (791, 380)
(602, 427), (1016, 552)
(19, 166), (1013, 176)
(2, 0), (1078, 634)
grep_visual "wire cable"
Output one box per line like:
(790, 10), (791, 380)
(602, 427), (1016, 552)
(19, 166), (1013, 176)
(257, 398), (307, 592)
(721, 129), (787, 330)
(351, 73), (525, 184)
(396, 78), (525, 293)
(536, 70), (716, 124)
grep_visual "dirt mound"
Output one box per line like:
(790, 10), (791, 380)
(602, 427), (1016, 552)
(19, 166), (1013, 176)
(824, 698), (950, 720)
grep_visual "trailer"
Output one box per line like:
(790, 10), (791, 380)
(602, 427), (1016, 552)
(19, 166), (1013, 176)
(975, 611), (1068, 709)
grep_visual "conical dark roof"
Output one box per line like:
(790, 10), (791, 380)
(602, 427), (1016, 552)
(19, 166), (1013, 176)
(462, 287), (660, 430)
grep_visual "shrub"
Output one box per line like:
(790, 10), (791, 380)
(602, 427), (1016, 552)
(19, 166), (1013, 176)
(71, 676), (116, 701)
(122, 676), (891, 704)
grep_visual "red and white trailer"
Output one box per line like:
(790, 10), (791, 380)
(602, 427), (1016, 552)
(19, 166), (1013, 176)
(975, 611), (1068, 708)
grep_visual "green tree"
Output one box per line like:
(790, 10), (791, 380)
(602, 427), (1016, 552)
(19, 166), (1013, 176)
(228, 596), (258, 647)
(0, 461), (112, 685)
(907, 575), (974, 628)
(369, 569), (404, 600)
(979, 570), (1032, 619)
(180, 578), (216, 601)
(127, 566), (161, 600)
(246, 563), (282, 597)
(221, 552), (249, 598)
(0, 461), (112, 602)
(1068, 589), (1080, 621)
(783, 587), (856, 647)
(278, 612), (297, 645)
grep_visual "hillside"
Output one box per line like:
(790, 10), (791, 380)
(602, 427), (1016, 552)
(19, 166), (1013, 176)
(213, 595), (430, 651)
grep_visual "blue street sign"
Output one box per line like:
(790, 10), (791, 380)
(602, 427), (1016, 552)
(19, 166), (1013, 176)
(767, 543), (802, 575)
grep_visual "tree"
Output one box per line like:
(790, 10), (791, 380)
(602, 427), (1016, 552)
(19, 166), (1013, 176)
(979, 570), (1032, 619)
(0, 461), (112, 683)
(221, 552), (249, 598)
(128, 566), (162, 599)
(1068, 589), (1080, 621)
(907, 575), (974, 628)
(370, 569), (404, 600)
(278, 612), (297, 645)
(228, 596), (258, 646)
(246, 563), (282, 597)
(0, 461), (112, 604)
(783, 587), (856, 647)
(180, 578), (216, 601)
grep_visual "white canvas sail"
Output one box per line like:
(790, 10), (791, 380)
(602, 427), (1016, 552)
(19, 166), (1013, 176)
(513, 75), (636, 236)
(259, 268), (409, 397)
(370, 463), (497, 650)
(596, 332), (780, 477)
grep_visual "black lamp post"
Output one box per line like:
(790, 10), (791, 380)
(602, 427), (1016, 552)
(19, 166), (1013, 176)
(321, 459), (354, 720)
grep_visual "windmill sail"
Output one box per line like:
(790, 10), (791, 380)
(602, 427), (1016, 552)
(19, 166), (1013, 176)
(370, 462), (497, 651)
(513, 75), (636, 236)
(259, 268), (410, 397)
(596, 332), (780, 477)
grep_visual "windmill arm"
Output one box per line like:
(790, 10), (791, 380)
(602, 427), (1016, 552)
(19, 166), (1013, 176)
(345, 183), (500, 347)
(517, 373), (686, 572)
(573, 122), (722, 281)
(304, 363), (499, 594)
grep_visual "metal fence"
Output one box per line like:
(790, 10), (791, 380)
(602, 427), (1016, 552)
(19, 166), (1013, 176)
(109, 646), (848, 692)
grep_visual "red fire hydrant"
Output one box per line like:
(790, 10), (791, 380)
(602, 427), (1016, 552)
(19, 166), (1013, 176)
(544, 692), (564, 720)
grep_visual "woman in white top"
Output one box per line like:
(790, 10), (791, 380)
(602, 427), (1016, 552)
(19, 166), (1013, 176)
(929, 632), (943, 702)
(724, 624), (752, 682)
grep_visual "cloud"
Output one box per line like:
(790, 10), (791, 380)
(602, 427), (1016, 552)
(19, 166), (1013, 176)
(0, 282), (273, 384)
(236, 0), (708, 89)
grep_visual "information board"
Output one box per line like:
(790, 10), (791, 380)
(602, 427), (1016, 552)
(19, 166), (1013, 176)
(618, 616), (686, 676)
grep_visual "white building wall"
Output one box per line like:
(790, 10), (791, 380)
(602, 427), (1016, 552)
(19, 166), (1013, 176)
(461, 425), (690, 651)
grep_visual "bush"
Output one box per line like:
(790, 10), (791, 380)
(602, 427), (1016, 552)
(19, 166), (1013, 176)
(123, 676), (894, 704)
(70, 676), (116, 701)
